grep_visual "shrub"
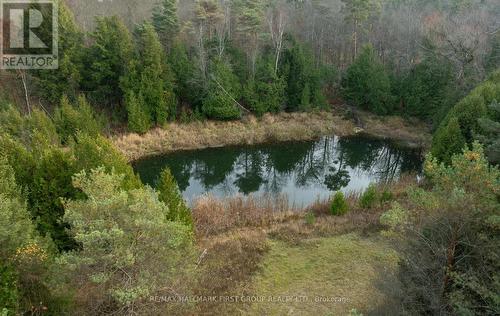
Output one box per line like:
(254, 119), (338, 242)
(379, 202), (408, 235)
(359, 184), (377, 209)
(379, 189), (394, 205)
(330, 191), (349, 216)
(157, 167), (193, 228)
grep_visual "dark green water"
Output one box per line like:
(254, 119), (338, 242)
(133, 135), (423, 206)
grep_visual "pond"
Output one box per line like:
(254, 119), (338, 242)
(133, 135), (423, 207)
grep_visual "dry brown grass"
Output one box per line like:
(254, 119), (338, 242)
(111, 111), (433, 161)
(192, 194), (302, 238)
(360, 111), (431, 148)
(192, 176), (420, 241)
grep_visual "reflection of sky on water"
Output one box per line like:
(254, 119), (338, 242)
(134, 135), (423, 207)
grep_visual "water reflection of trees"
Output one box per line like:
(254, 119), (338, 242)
(136, 136), (423, 196)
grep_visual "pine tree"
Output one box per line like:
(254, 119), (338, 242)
(125, 92), (151, 134)
(33, 0), (83, 103)
(61, 168), (193, 314)
(202, 59), (241, 120)
(282, 41), (307, 111)
(476, 100), (500, 163)
(152, 0), (180, 51)
(341, 45), (394, 115)
(341, 0), (379, 58)
(85, 16), (134, 108)
(299, 83), (311, 111)
(136, 23), (176, 125)
(157, 167), (193, 228)
(431, 117), (467, 164)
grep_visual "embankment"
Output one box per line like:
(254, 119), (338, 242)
(112, 111), (431, 161)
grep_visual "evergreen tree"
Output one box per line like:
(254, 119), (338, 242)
(399, 56), (458, 126)
(152, 0), (180, 51)
(168, 43), (198, 106)
(137, 23), (175, 125)
(341, 45), (394, 115)
(125, 92), (151, 134)
(299, 83), (311, 111)
(84, 16), (134, 108)
(202, 59), (242, 120)
(157, 167), (193, 228)
(30, 148), (79, 251)
(54, 95), (101, 144)
(281, 40), (326, 112)
(0, 157), (56, 315)
(72, 133), (143, 191)
(476, 100), (500, 164)
(341, 0), (379, 58)
(282, 41), (307, 111)
(431, 70), (500, 163)
(431, 117), (467, 164)
(33, 0), (83, 104)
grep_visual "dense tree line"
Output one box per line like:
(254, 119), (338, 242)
(3, 0), (494, 136)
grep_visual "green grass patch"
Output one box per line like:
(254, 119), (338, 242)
(243, 233), (398, 316)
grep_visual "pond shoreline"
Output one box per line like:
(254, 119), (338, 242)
(112, 111), (431, 162)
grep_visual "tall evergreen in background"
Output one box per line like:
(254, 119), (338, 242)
(136, 23), (176, 125)
(83, 16), (134, 109)
(34, 1), (83, 104)
(202, 59), (242, 120)
(341, 45), (394, 115)
(152, 0), (180, 51)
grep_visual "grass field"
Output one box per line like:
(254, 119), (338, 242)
(241, 234), (399, 316)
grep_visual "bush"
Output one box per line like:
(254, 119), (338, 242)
(379, 189), (394, 205)
(330, 191), (349, 216)
(157, 167), (193, 228)
(359, 184), (377, 209)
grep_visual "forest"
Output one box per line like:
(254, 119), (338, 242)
(0, 0), (499, 315)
